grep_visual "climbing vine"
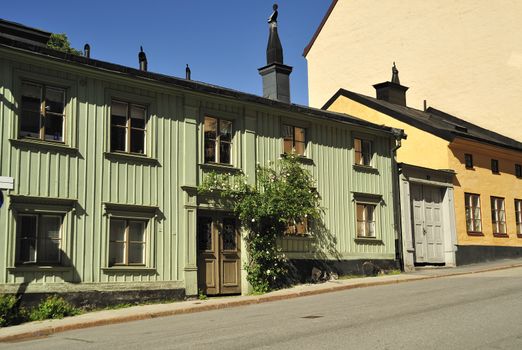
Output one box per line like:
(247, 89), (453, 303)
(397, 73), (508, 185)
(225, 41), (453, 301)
(198, 155), (322, 293)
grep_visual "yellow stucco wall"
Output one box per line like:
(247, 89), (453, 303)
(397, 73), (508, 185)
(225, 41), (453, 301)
(327, 96), (450, 169)
(450, 139), (522, 247)
(306, 0), (522, 142)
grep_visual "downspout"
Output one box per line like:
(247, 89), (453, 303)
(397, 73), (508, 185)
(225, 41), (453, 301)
(390, 128), (407, 270)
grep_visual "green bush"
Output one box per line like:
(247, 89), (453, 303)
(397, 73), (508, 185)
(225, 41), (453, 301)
(29, 295), (80, 321)
(0, 294), (29, 327)
(0, 294), (22, 327)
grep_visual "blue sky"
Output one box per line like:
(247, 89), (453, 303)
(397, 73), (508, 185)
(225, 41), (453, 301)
(3, 1), (332, 106)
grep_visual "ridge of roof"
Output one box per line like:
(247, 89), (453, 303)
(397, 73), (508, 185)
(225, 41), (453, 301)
(323, 88), (522, 152)
(0, 34), (397, 137)
(303, 0), (338, 57)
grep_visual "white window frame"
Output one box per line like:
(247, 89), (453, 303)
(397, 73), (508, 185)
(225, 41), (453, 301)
(465, 193), (482, 234)
(491, 196), (507, 235)
(356, 203), (377, 238)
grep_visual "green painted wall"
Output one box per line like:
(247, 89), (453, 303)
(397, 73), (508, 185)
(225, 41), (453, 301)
(0, 46), (397, 295)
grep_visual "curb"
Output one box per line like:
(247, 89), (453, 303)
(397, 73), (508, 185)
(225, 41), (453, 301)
(2, 262), (522, 343)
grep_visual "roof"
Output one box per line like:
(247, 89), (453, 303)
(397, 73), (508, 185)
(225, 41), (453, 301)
(0, 29), (400, 138)
(0, 18), (51, 47)
(303, 0), (338, 57)
(323, 88), (522, 152)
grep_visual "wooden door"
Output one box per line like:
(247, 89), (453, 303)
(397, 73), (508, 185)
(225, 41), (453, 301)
(411, 184), (445, 264)
(197, 214), (241, 295)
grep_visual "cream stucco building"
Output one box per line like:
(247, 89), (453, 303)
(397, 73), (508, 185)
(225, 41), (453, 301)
(305, 0), (522, 142)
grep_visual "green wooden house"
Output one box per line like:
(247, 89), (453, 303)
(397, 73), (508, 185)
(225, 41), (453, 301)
(0, 15), (403, 304)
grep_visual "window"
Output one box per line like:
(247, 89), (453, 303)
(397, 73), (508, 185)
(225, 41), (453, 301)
(20, 82), (65, 142)
(491, 159), (499, 174)
(516, 164), (522, 178)
(17, 214), (62, 264)
(204, 116), (232, 164)
(354, 138), (373, 166)
(356, 203), (376, 238)
(109, 219), (147, 266)
(110, 100), (147, 154)
(464, 153), (473, 169)
(491, 197), (506, 235)
(515, 199), (522, 235)
(285, 217), (308, 235)
(282, 125), (306, 156)
(465, 193), (482, 233)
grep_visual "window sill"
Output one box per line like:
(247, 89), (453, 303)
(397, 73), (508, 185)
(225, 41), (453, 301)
(467, 231), (484, 237)
(354, 238), (384, 245)
(10, 139), (80, 156)
(353, 164), (379, 174)
(102, 267), (157, 273)
(493, 233), (509, 238)
(280, 153), (315, 165)
(104, 152), (160, 166)
(200, 163), (242, 173)
(7, 265), (73, 272)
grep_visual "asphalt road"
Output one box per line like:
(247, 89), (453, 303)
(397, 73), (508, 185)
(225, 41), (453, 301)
(3, 267), (522, 350)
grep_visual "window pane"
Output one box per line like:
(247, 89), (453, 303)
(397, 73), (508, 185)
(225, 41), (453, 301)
(356, 204), (364, 221)
(22, 82), (42, 100)
(295, 127), (305, 143)
(222, 218), (237, 250)
(44, 114), (64, 141)
(19, 215), (37, 263)
(128, 243), (145, 264)
(283, 139), (293, 154)
(294, 141), (305, 156)
(38, 216), (61, 263)
(37, 238), (60, 263)
(362, 140), (372, 165)
(130, 105), (146, 120)
(282, 125), (293, 139)
(354, 138), (362, 153)
(130, 129), (145, 154)
(40, 216), (61, 240)
(204, 117), (217, 139)
(128, 221), (145, 242)
(220, 142), (231, 164)
(205, 140), (216, 162)
(21, 95), (41, 112)
(20, 215), (37, 239)
(111, 126), (126, 152)
(357, 222), (366, 236)
(20, 239), (36, 263)
(109, 242), (125, 266)
(198, 217), (213, 251)
(20, 110), (40, 137)
(220, 120), (232, 142)
(45, 88), (64, 114)
(112, 101), (127, 117)
(111, 115), (127, 127)
(110, 220), (126, 242)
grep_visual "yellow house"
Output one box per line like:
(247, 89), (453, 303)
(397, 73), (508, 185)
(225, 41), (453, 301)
(323, 68), (522, 268)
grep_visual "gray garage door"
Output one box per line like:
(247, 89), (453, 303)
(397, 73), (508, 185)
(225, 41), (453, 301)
(411, 184), (445, 264)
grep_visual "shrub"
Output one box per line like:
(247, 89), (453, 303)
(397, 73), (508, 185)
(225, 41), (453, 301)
(0, 294), (23, 327)
(29, 295), (80, 321)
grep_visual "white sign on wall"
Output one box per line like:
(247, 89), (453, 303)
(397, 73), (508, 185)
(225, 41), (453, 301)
(0, 176), (14, 190)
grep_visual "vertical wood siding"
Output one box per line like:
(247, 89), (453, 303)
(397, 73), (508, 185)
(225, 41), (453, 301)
(0, 52), (397, 289)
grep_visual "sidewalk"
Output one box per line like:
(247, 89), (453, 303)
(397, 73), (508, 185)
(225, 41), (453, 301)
(2, 258), (522, 343)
